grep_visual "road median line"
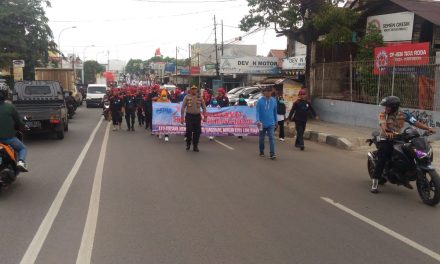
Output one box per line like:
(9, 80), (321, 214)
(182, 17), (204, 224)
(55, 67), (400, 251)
(20, 117), (104, 264)
(76, 122), (110, 264)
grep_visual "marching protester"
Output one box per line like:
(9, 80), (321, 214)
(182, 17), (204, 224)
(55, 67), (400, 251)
(145, 85), (159, 132)
(256, 86), (278, 160)
(156, 90), (171, 142)
(135, 90), (145, 127)
(123, 92), (137, 131)
(287, 89), (319, 151)
(110, 91), (123, 131)
(276, 93), (286, 141)
(181, 85), (207, 152)
(216, 88), (229, 107)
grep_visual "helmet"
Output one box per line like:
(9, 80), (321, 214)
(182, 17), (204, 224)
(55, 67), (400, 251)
(380, 96), (400, 113)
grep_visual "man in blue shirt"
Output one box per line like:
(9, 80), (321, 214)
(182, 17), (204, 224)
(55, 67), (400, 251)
(256, 86), (278, 160)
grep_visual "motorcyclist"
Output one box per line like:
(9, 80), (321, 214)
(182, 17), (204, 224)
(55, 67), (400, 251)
(0, 87), (28, 172)
(65, 91), (77, 117)
(371, 96), (436, 193)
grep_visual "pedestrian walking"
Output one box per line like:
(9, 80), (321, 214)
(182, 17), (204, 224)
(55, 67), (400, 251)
(110, 92), (123, 131)
(145, 85), (159, 132)
(156, 90), (171, 142)
(256, 86), (278, 160)
(276, 93), (286, 141)
(181, 85), (207, 152)
(287, 89), (319, 151)
(135, 90), (145, 127)
(123, 92), (137, 131)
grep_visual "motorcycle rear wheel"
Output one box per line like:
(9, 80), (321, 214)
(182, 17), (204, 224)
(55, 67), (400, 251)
(416, 170), (440, 206)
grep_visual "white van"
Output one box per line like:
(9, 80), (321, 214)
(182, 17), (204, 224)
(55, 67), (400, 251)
(86, 84), (108, 108)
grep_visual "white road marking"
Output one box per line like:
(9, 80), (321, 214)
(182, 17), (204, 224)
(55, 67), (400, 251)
(214, 139), (235, 150)
(321, 197), (440, 262)
(20, 118), (104, 264)
(76, 122), (110, 264)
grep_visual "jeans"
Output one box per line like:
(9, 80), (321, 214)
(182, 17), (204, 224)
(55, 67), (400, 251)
(295, 121), (306, 147)
(0, 137), (27, 162)
(259, 126), (275, 155)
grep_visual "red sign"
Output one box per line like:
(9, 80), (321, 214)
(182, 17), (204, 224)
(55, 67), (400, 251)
(190, 66), (200, 75)
(374, 42), (430, 75)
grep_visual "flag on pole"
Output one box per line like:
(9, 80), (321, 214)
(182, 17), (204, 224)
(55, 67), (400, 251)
(155, 48), (162, 57)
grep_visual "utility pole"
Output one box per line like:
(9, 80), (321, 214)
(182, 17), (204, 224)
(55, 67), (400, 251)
(175, 46), (178, 85)
(221, 19), (224, 89)
(188, 43), (192, 88)
(214, 15), (220, 78)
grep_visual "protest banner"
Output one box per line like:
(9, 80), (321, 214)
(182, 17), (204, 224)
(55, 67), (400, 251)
(152, 103), (259, 136)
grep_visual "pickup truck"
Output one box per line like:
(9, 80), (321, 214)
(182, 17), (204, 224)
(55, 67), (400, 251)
(13, 81), (69, 139)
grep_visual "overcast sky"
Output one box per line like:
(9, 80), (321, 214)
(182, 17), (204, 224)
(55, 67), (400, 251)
(45, 0), (287, 64)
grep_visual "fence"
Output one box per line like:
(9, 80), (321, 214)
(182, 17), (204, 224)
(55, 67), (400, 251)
(313, 57), (439, 110)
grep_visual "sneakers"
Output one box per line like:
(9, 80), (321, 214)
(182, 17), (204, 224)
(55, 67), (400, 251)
(270, 154), (277, 160)
(279, 138), (285, 142)
(112, 126), (117, 131)
(193, 147), (200, 152)
(165, 136), (169, 142)
(259, 152), (265, 157)
(158, 135), (163, 139)
(186, 145), (191, 151)
(209, 136), (214, 141)
(371, 179), (379, 194)
(300, 146), (305, 151)
(17, 160), (28, 172)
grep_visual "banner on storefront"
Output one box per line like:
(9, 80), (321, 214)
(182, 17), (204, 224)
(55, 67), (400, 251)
(367, 12), (414, 42)
(220, 57), (279, 74)
(152, 102), (259, 136)
(190, 66), (200, 75)
(374, 42), (430, 75)
(282, 56), (306, 70)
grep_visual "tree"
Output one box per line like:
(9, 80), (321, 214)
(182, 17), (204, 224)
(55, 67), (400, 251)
(239, 0), (358, 85)
(84, 60), (105, 84)
(356, 23), (384, 61)
(0, 0), (56, 80)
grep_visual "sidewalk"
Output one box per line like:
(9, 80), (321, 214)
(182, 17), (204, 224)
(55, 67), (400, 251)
(286, 120), (440, 169)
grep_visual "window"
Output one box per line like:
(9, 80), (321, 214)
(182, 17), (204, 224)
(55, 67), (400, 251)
(88, 87), (106, 94)
(25, 86), (52, 95)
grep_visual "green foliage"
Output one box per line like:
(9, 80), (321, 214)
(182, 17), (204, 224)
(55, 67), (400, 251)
(125, 57), (190, 74)
(356, 23), (384, 61)
(0, 0), (56, 80)
(311, 6), (359, 46)
(84, 60), (105, 84)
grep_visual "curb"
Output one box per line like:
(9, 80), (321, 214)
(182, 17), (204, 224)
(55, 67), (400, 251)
(287, 127), (354, 150)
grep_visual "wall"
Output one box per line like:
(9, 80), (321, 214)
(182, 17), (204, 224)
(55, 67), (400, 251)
(312, 98), (440, 139)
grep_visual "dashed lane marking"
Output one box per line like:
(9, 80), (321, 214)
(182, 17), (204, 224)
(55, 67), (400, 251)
(214, 139), (235, 150)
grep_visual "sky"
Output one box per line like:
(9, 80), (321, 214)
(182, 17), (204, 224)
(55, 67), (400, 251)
(45, 0), (287, 65)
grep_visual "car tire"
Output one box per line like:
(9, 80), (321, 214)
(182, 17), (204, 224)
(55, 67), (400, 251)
(56, 122), (65, 140)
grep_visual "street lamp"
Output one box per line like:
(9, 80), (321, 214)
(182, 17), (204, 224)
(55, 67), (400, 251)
(58, 26), (77, 68)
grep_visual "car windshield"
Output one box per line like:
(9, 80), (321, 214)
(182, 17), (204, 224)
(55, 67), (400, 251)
(228, 87), (243, 95)
(242, 88), (258, 96)
(25, 86), (52, 95)
(88, 87), (106, 94)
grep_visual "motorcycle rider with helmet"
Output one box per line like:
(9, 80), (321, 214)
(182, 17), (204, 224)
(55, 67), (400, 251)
(0, 87), (28, 172)
(371, 96), (436, 193)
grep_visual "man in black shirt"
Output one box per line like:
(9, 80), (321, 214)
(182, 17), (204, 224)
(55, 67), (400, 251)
(287, 89), (319, 151)
(123, 92), (137, 131)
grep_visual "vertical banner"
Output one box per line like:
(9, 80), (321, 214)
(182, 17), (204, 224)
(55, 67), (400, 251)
(152, 102), (259, 136)
(283, 81), (303, 113)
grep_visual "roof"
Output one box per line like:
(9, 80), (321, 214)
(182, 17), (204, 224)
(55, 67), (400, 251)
(267, 49), (286, 59)
(390, 0), (440, 26)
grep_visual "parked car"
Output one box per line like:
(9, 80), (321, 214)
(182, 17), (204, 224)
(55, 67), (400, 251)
(227, 87), (245, 96)
(13, 81), (69, 139)
(229, 87), (261, 105)
(86, 84), (108, 108)
(246, 92), (263, 106)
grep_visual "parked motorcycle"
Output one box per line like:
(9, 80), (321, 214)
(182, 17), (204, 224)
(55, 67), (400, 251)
(367, 127), (440, 206)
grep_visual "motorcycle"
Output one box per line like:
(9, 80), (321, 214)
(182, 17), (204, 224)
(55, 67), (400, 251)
(0, 131), (25, 188)
(367, 127), (440, 206)
(102, 100), (111, 121)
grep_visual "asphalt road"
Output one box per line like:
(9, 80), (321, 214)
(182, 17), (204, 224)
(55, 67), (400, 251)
(1, 107), (440, 264)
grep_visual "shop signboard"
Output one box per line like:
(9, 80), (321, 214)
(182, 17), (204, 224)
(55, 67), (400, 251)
(367, 12), (414, 42)
(220, 57), (279, 74)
